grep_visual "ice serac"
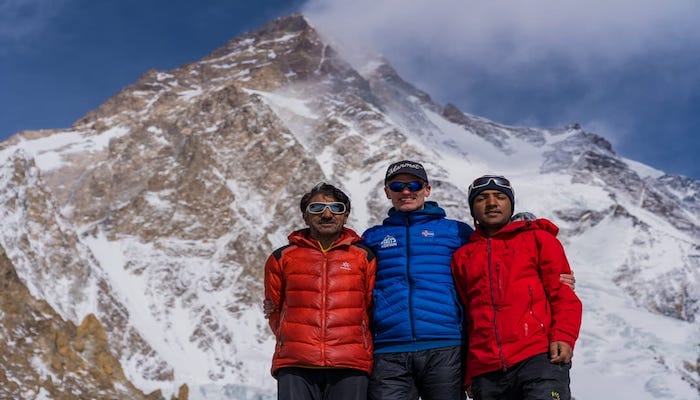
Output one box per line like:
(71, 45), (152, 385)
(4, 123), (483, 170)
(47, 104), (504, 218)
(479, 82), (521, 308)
(0, 12), (697, 399)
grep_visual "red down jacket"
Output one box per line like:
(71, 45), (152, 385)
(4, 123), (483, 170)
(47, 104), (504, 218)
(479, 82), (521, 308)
(450, 218), (582, 383)
(264, 227), (376, 376)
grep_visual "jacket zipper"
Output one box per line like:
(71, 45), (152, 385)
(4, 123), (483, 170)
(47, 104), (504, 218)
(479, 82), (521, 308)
(487, 238), (508, 370)
(406, 216), (416, 341)
(276, 304), (287, 349)
(362, 320), (369, 348)
(528, 286), (545, 332)
(321, 253), (328, 364)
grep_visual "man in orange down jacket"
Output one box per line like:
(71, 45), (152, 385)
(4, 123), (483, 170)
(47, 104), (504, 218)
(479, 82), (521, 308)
(451, 175), (583, 400)
(264, 182), (377, 400)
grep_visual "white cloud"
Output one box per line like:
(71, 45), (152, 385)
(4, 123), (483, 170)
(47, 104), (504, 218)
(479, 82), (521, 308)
(303, 0), (700, 74)
(301, 0), (700, 179)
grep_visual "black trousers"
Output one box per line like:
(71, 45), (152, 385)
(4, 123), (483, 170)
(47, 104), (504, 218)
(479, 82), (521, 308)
(368, 345), (466, 400)
(277, 367), (369, 400)
(471, 353), (572, 400)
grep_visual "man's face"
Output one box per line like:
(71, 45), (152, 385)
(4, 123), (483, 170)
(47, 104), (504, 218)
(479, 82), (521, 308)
(472, 189), (512, 234)
(384, 174), (431, 212)
(303, 193), (348, 241)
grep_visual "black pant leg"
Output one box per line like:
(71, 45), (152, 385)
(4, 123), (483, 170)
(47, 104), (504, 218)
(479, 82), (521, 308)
(471, 369), (512, 400)
(519, 353), (572, 400)
(368, 352), (419, 400)
(277, 367), (321, 400)
(324, 369), (369, 400)
(414, 345), (467, 400)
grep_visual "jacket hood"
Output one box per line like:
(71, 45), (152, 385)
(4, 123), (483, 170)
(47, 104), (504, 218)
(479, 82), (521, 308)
(288, 226), (361, 249)
(472, 218), (559, 240)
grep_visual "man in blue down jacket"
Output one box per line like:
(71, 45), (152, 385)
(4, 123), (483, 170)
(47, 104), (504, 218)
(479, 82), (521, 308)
(361, 160), (473, 400)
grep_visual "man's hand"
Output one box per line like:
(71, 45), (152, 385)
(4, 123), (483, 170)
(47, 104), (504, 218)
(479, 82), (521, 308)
(559, 273), (575, 291)
(263, 299), (275, 319)
(466, 385), (474, 399)
(549, 341), (573, 364)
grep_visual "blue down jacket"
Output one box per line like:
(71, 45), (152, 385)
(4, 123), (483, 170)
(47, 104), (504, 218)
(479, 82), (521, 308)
(361, 201), (473, 352)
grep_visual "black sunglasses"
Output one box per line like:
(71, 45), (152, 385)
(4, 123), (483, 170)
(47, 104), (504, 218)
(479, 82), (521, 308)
(387, 181), (424, 192)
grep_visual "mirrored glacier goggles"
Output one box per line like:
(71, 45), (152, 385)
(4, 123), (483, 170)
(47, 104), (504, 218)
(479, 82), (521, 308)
(387, 181), (425, 193)
(306, 202), (347, 214)
(468, 176), (512, 194)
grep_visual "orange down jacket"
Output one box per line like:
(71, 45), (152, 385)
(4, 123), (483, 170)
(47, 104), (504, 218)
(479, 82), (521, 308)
(451, 218), (582, 384)
(264, 227), (376, 376)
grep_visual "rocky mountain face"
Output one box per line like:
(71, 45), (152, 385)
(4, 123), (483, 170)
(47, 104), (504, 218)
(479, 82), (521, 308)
(0, 13), (697, 399)
(0, 243), (171, 399)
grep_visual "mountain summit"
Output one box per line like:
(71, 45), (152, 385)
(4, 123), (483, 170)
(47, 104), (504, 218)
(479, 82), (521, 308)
(0, 13), (697, 399)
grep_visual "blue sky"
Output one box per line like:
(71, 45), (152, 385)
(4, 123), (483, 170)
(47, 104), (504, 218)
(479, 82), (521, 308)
(2, 0), (699, 180)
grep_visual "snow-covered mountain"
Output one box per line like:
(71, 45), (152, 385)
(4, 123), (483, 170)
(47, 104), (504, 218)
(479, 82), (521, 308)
(0, 13), (697, 399)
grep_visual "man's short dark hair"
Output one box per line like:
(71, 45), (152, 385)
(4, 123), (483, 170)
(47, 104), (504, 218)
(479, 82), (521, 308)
(299, 183), (351, 214)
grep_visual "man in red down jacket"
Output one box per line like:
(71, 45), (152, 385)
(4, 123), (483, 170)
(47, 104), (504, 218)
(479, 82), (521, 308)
(264, 182), (377, 400)
(451, 175), (582, 400)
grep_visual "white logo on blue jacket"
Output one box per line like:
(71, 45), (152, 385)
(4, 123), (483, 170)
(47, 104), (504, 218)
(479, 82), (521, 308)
(380, 235), (397, 249)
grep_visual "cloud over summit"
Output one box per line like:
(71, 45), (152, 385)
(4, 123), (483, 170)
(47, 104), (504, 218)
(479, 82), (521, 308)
(303, 0), (700, 179)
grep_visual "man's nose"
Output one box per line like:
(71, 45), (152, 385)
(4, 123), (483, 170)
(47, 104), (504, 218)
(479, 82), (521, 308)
(485, 195), (498, 205)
